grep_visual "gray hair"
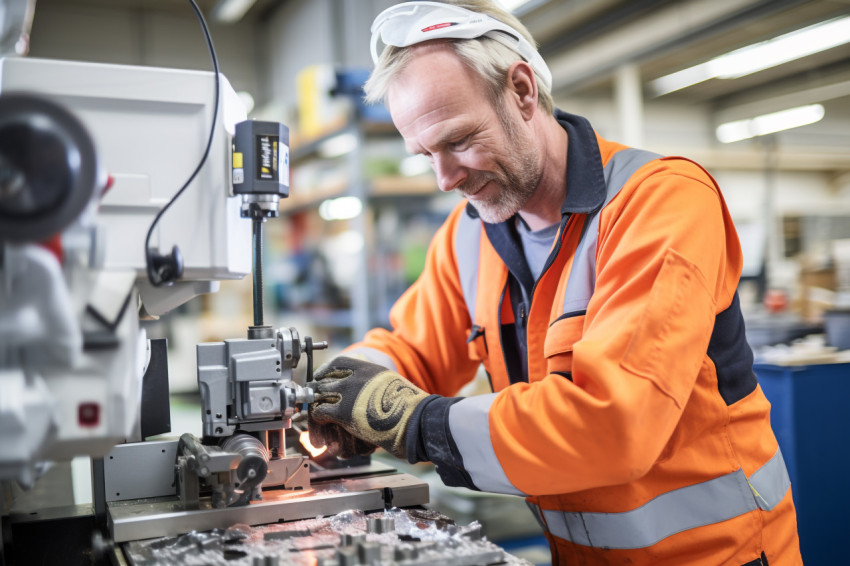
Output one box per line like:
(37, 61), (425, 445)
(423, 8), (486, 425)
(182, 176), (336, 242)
(364, 0), (554, 115)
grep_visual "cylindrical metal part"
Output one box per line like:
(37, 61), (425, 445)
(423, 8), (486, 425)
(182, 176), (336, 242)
(220, 433), (270, 488)
(367, 516), (395, 534)
(252, 216), (264, 327)
(358, 541), (381, 565)
(339, 533), (366, 546)
(0, 94), (102, 243)
(241, 194), (280, 217)
(394, 546), (419, 561)
(178, 433), (211, 476)
(277, 327), (301, 369)
(336, 547), (358, 566)
(265, 429), (284, 460)
(178, 432), (206, 459)
(295, 385), (315, 405)
(247, 325), (274, 340)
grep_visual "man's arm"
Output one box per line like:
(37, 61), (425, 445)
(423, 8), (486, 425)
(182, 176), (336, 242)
(307, 204), (482, 459)
(313, 160), (740, 496)
(339, 203), (483, 397)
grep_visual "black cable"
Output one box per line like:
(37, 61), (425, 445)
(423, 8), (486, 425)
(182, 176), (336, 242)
(144, 0), (220, 286)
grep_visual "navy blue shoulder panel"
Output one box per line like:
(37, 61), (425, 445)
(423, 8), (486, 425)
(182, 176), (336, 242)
(707, 292), (758, 405)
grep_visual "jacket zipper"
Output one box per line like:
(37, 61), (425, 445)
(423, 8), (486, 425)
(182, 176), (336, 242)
(509, 214), (573, 381)
(529, 213), (572, 302)
(466, 324), (485, 344)
(499, 214), (574, 383)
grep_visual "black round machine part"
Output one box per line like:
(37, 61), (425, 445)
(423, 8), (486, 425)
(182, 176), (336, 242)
(0, 92), (101, 243)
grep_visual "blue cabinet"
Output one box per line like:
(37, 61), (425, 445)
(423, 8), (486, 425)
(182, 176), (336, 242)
(754, 362), (850, 565)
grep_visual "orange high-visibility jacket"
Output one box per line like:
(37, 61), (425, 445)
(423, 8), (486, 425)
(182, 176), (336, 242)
(351, 111), (801, 565)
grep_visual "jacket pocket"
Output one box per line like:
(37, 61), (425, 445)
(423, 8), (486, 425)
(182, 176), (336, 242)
(620, 248), (716, 409)
(544, 314), (585, 377)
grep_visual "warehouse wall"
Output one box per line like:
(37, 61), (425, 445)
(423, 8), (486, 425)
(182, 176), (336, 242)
(258, 0), (395, 120)
(27, 1), (260, 99)
(21, 0), (850, 310)
(561, 90), (850, 301)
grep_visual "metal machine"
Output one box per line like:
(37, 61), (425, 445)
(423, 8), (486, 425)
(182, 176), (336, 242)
(0, 3), (527, 563)
(0, 55), (437, 565)
(0, 54), (286, 485)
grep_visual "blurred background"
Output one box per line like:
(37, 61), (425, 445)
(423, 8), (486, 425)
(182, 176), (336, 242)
(16, 0), (850, 563)
(24, 0), (850, 364)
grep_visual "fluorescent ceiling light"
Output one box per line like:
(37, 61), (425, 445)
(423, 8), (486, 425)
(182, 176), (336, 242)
(399, 154), (431, 177)
(716, 104), (824, 144)
(212, 0), (257, 24)
(652, 15), (850, 96)
(319, 196), (363, 221)
(317, 132), (358, 158)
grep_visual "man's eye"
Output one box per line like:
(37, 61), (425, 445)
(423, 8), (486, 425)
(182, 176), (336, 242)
(450, 136), (470, 150)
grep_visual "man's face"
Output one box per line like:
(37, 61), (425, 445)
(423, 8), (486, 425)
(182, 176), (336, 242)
(387, 44), (541, 224)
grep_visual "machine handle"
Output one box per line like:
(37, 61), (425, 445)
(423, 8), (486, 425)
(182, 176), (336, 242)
(304, 336), (329, 382)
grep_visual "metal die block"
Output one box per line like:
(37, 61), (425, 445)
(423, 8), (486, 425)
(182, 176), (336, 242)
(103, 440), (178, 502)
(367, 515), (395, 534)
(336, 546), (358, 566)
(263, 455), (310, 490)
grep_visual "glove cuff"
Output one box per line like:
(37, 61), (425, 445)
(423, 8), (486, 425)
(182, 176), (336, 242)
(406, 395), (478, 491)
(406, 394), (443, 464)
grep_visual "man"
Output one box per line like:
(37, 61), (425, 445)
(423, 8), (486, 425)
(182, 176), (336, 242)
(308, 1), (802, 564)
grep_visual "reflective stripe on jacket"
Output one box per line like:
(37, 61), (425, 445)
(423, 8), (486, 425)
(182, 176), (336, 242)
(354, 110), (801, 565)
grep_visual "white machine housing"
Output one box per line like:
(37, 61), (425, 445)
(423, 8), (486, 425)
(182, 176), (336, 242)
(0, 57), (250, 486)
(0, 57), (251, 313)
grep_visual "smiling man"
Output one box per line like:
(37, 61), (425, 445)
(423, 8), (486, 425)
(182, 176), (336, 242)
(308, 1), (802, 564)
(389, 42), (550, 226)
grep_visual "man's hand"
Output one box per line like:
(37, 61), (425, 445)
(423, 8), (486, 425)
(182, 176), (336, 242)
(309, 356), (429, 459)
(306, 419), (377, 460)
(307, 354), (378, 459)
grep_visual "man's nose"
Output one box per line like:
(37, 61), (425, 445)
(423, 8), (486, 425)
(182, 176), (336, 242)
(432, 152), (466, 192)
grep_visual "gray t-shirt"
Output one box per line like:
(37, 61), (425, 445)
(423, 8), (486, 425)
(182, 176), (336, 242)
(516, 218), (559, 281)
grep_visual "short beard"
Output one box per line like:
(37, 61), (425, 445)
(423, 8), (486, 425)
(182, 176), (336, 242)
(463, 95), (540, 224)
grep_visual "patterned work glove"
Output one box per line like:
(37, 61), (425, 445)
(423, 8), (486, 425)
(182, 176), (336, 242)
(309, 356), (430, 459)
(307, 354), (377, 459)
(306, 418), (377, 460)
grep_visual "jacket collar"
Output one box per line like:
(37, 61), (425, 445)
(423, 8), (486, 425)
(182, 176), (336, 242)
(555, 109), (607, 215)
(468, 109), (604, 295)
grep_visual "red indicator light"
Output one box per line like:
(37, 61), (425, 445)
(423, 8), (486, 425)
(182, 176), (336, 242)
(78, 403), (100, 427)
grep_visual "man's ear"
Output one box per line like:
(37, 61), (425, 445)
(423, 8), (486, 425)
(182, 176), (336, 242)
(507, 60), (537, 121)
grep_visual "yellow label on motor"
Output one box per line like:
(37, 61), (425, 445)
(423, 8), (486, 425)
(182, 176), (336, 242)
(232, 152), (243, 168)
